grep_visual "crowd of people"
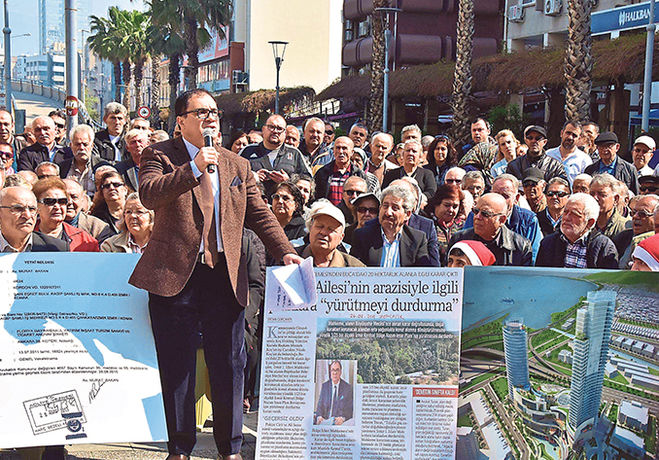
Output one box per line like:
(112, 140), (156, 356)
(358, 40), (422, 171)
(2, 97), (659, 458)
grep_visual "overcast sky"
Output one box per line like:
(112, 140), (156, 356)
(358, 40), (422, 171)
(9, 0), (145, 56)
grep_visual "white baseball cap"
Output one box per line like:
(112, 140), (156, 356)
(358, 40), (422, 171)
(309, 202), (345, 228)
(634, 135), (656, 151)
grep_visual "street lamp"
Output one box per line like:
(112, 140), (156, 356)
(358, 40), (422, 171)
(374, 7), (401, 132)
(3, 0), (12, 110)
(268, 40), (288, 114)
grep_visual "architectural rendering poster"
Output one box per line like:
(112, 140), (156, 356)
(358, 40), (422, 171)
(457, 267), (658, 460)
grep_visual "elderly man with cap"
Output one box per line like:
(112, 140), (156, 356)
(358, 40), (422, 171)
(447, 240), (496, 267)
(297, 200), (365, 268)
(585, 131), (639, 194)
(631, 135), (656, 177)
(631, 233), (659, 271)
(536, 193), (618, 269)
(639, 173), (659, 195)
(522, 167), (547, 213)
(507, 125), (568, 183)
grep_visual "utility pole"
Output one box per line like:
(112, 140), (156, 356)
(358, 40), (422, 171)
(64, 0), (78, 130)
(3, 0), (11, 111)
(641, 0), (656, 132)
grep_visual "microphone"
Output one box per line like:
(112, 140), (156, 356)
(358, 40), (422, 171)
(202, 128), (216, 173)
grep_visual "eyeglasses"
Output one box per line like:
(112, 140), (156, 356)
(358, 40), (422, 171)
(632, 209), (654, 218)
(325, 130), (334, 135)
(446, 178), (462, 184)
(0, 151), (13, 159)
(473, 208), (503, 218)
(0, 205), (38, 215)
(546, 190), (569, 198)
(357, 206), (378, 214)
(54, 123), (66, 129)
(179, 108), (221, 120)
(39, 197), (69, 206)
(125, 209), (149, 216)
(344, 189), (362, 196)
(265, 124), (285, 133)
(101, 182), (124, 190)
(640, 185), (658, 193)
(272, 193), (293, 202)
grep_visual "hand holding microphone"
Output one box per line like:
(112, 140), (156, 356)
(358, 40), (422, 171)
(202, 128), (217, 173)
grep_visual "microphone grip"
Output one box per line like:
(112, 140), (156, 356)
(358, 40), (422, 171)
(204, 134), (215, 173)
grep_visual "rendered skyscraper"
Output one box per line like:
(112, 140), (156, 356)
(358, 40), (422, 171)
(503, 319), (530, 399)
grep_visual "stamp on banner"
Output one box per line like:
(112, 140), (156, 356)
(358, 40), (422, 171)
(23, 390), (88, 440)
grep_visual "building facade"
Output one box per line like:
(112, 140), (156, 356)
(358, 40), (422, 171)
(18, 53), (65, 87)
(502, 319), (530, 399)
(342, 0), (504, 73)
(568, 291), (616, 431)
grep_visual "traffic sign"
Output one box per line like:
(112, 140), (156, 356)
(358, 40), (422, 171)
(137, 106), (151, 119)
(65, 96), (79, 117)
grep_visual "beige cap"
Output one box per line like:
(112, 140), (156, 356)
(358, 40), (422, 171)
(634, 135), (656, 151)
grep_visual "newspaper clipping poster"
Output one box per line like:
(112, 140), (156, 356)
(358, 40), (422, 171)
(256, 267), (463, 460)
(0, 253), (167, 448)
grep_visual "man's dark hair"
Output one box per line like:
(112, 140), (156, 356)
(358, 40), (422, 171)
(349, 122), (368, 133)
(330, 360), (342, 370)
(562, 120), (582, 131)
(49, 109), (66, 119)
(471, 117), (491, 130)
(175, 89), (215, 117)
(582, 120), (600, 132)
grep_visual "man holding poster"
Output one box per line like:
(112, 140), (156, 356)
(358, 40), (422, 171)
(130, 89), (300, 460)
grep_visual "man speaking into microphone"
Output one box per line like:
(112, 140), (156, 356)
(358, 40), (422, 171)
(130, 89), (301, 460)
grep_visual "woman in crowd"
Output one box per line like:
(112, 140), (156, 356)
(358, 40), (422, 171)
(229, 130), (249, 154)
(424, 135), (458, 186)
(426, 184), (463, 265)
(351, 147), (381, 197)
(33, 177), (99, 251)
(101, 193), (154, 253)
(271, 181), (306, 241)
(490, 129), (520, 179)
(91, 170), (128, 235)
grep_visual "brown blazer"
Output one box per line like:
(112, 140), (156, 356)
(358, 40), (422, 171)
(129, 137), (294, 306)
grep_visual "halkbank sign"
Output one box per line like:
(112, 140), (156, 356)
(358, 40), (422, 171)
(591, 1), (657, 35)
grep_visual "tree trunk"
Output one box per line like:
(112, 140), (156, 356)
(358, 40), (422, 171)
(134, 60), (144, 109)
(564, 0), (593, 123)
(449, 0), (474, 151)
(151, 58), (161, 129)
(122, 59), (132, 111)
(113, 61), (122, 102)
(367, 1), (387, 133)
(183, 15), (199, 90)
(168, 53), (181, 132)
(545, 85), (566, 147)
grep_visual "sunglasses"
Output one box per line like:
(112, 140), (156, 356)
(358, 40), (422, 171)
(525, 135), (545, 141)
(546, 190), (569, 198)
(39, 197), (68, 206)
(55, 123), (66, 129)
(473, 208), (503, 218)
(446, 179), (462, 184)
(325, 130), (334, 135)
(344, 189), (362, 196)
(356, 206), (378, 214)
(640, 185), (658, 193)
(0, 151), (13, 159)
(101, 182), (124, 190)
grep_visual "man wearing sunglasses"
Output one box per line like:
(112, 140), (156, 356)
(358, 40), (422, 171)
(17, 116), (69, 172)
(450, 193), (532, 266)
(241, 114), (309, 200)
(129, 89), (301, 460)
(612, 194), (659, 269)
(506, 125), (568, 184)
(537, 177), (571, 237)
(0, 186), (68, 252)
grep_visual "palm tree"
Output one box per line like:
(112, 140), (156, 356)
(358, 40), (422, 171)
(88, 11), (122, 103)
(118, 10), (151, 109)
(367, 2), (387, 132)
(148, 0), (186, 129)
(564, 0), (593, 122)
(449, 0), (474, 149)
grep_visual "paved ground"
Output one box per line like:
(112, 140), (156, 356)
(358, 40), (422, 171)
(0, 413), (259, 460)
(12, 91), (63, 124)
